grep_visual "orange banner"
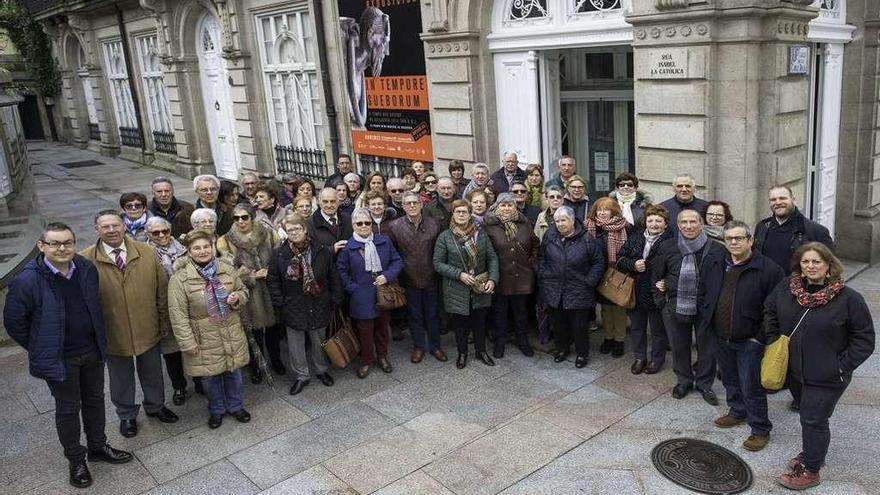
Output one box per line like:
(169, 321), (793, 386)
(365, 76), (430, 110)
(352, 129), (433, 161)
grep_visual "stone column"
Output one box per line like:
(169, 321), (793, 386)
(627, 0), (818, 225)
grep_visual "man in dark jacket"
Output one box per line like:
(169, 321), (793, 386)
(699, 220), (785, 452)
(3, 223), (133, 488)
(148, 177), (194, 238)
(325, 153), (363, 187)
(660, 173), (708, 234)
(653, 209), (725, 404)
(309, 187), (353, 255)
(490, 152), (527, 195)
(425, 177), (456, 229)
(510, 180), (540, 224)
(387, 192), (447, 363)
(193, 174), (232, 235)
(753, 185), (834, 274)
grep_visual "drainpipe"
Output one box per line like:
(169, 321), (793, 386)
(312, 0), (341, 162)
(115, 5), (147, 164)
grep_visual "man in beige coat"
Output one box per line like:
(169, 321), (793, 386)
(81, 210), (178, 438)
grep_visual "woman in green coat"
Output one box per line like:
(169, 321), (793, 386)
(433, 199), (499, 369)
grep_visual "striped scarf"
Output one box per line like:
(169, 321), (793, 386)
(675, 230), (708, 318)
(452, 220), (479, 274)
(586, 215), (628, 265)
(194, 258), (230, 322)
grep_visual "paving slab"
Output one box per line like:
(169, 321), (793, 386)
(258, 465), (356, 495)
(142, 460), (259, 495)
(532, 384), (641, 439)
(500, 465), (642, 495)
(20, 458), (157, 495)
(372, 470), (455, 495)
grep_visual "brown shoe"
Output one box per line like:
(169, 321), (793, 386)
(378, 357), (393, 373)
(714, 415), (747, 428)
(356, 365), (370, 379)
(410, 349), (425, 363)
(743, 434), (770, 451)
(431, 349), (448, 362)
(778, 464), (820, 490)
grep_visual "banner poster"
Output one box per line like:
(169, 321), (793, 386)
(339, 0), (433, 162)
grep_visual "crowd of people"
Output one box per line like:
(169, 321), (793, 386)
(3, 152), (875, 491)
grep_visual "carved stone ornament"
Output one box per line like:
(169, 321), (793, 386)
(655, 0), (690, 10)
(426, 0), (449, 33)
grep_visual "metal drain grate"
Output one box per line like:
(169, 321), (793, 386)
(651, 438), (753, 494)
(58, 160), (104, 169)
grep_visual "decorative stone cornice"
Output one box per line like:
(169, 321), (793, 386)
(634, 22), (709, 44)
(655, 0), (690, 10)
(422, 31), (480, 59)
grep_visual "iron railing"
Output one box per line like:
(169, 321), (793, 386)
(88, 123), (100, 141)
(119, 126), (143, 148)
(358, 154), (416, 179)
(153, 130), (177, 155)
(275, 145), (329, 181)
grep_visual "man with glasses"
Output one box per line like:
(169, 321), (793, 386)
(238, 172), (261, 206)
(545, 155), (577, 189)
(80, 210), (179, 440)
(698, 220), (784, 452)
(148, 177), (194, 238)
(425, 177), (456, 228)
(510, 180), (540, 224)
(193, 174), (232, 235)
(489, 152), (526, 195)
(386, 178), (407, 217)
(4, 223), (134, 488)
(309, 187), (353, 255)
(387, 191), (447, 363)
(660, 173), (708, 233)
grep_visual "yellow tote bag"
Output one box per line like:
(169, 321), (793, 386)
(761, 309), (810, 390)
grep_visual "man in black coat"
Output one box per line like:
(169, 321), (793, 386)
(510, 180), (540, 224)
(660, 173), (708, 234)
(753, 185), (834, 274)
(324, 153), (363, 187)
(3, 223), (133, 488)
(489, 151), (527, 195)
(309, 187), (353, 256)
(148, 178), (194, 238)
(425, 177), (456, 229)
(698, 220), (785, 452)
(653, 209), (725, 404)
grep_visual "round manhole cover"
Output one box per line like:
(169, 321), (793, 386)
(651, 438), (753, 494)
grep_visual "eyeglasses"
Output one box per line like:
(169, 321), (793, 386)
(42, 240), (75, 249)
(617, 182), (635, 188)
(197, 187), (218, 193)
(547, 194), (563, 200)
(404, 201), (421, 206)
(123, 202), (143, 209)
(423, 180), (437, 185)
(511, 189), (527, 194)
(389, 189), (405, 193)
(148, 229), (171, 236)
(232, 215), (251, 221)
(724, 235), (750, 243)
(354, 221), (372, 227)
(568, 185), (585, 190)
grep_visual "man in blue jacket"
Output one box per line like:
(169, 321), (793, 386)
(698, 220), (785, 452)
(3, 223), (132, 489)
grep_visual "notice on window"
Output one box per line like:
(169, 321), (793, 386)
(595, 173), (610, 192)
(594, 151), (610, 171)
(339, 0), (433, 161)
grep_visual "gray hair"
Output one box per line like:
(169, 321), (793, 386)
(671, 173), (696, 186)
(491, 192), (516, 212)
(546, 185), (564, 196)
(232, 202), (256, 217)
(473, 163), (489, 174)
(723, 220), (752, 237)
(240, 171), (259, 181)
(503, 151), (518, 161)
(193, 174), (220, 190)
(553, 206), (575, 221)
(145, 216), (172, 231)
(190, 207), (218, 224)
(437, 176), (454, 187)
(151, 176), (174, 188)
(387, 177), (404, 189)
(344, 172), (361, 184)
(319, 186), (337, 199)
(402, 191), (420, 204)
(351, 207), (371, 225)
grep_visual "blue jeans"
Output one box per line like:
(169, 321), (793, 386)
(202, 369), (244, 416)
(716, 338), (771, 435)
(405, 285), (441, 352)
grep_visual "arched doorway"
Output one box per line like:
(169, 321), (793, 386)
(196, 12), (239, 179)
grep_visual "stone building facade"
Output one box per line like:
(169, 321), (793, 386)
(24, 0), (880, 262)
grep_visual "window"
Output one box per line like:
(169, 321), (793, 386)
(101, 39), (140, 145)
(135, 34), (175, 154)
(509, 0), (548, 21)
(256, 9), (323, 151)
(573, 0), (621, 13)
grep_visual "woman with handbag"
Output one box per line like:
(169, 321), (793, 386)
(483, 193), (539, 358)
(434, 199), (500, 369)
(267, 214), (343, 395)
(539, 206), (606, 368)
(765, 242), (874, 491)
(616, 205), (674, 374)
(167, 230), (251, 429)
(586, 197), (632, 358)
(337, 208), (404, 379)
(216, 203), (284, 383)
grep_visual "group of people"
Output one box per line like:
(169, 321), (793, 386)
(3, 152), (875, 492)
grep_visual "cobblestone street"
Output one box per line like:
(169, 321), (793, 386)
(1, 143), (879, 494)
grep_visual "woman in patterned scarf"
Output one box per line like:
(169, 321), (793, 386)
(168, 230), (250, 429)
(216, 203), (283, 383)
(765, 242), (875, 491)
(585, 197), (631, 358)
(433, 200), (500, 369)
(267, 214), (343, 396)
(119, 192), (151, 242)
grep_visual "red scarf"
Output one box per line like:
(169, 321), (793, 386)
(585, 215), (628, 265)
(789, 275), (844, 308)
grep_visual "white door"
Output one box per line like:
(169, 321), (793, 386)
(197, 14), (239, 179)
(493, 51), (542, 166)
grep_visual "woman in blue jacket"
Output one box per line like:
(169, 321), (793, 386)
(337, 208), (404, 379)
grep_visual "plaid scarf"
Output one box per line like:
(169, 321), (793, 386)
(675, 230), (708, 317)
(586, 215), (628, 265)
(287, 241), (321, 296)
(194, 258), (230, 322)
(789, 275), (845, 308)
(452, 220), (479, 274)
(496, 211), (520, 242)
(148, 237), (186, 277)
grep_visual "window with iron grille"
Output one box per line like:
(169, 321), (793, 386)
(256, 9), (327, 177)
(135, 34), (176, 155)
(358, 154), (411, 179)
(101, 39), (140, 144)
